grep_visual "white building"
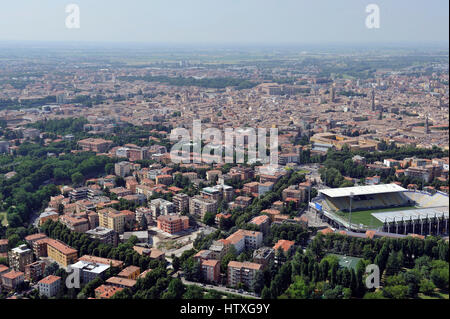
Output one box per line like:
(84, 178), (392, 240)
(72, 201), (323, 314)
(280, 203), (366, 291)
(38, 275), (61, 297)
(70, 260), (110, 284)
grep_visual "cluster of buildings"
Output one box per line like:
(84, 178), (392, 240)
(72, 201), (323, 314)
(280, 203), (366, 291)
(191, 228), (296, 289)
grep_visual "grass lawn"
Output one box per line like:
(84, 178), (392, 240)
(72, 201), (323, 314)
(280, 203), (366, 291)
(418, 291), (449, 299)
(335, 206), (417, 228)
(0, 212), (7, 226)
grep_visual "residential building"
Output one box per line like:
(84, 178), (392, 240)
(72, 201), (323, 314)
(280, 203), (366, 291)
(157, 214), (189, 234)
(24, 260), (46, 282)
(249, 215), (271, 235)
(59, 215), (90, 233)
(105, 277), (137, 289)
(189, 195), (218, 219)
(227, 261), (262, 289)
(78, 255), (124, 269)
(115, 161), (131, 177)
(117, 265), (140, 280)
(38, 275), (61, 297)
(149, 198), (175, 219)
(78, 138), (112, 153)
(225, 229), (263, 254)
(69, 187), (89, 202)
(95, 284), (123, 299)
(1, 270), (24, 291)
(173, 193), (190, 214)
(98, 208), (126, 234)
(201, 259), (220, 283)
(8, 244), (33, 272)
(70, 260), (110, 284)
(86, 227), (118, 246)
(45, 239), (78, 267)
(253, 247), (275, 268)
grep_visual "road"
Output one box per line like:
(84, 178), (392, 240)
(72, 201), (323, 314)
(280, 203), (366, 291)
(180, 277), (260, 299)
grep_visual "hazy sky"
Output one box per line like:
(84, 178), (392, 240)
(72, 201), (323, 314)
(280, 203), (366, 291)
(0, 0), (448, 44)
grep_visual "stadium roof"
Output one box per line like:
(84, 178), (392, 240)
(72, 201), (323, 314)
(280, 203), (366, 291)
(319, 184), (406, 198)
(372, 207), (449, 223)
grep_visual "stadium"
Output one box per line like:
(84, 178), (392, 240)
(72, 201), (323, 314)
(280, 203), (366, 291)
(310, 184), (449, 236)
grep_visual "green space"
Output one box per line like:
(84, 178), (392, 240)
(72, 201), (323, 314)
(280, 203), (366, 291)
(0, 212), (7, 226)
(335, 206), (417, 228)
(328, 254), (362, 271)
(418, 291), (449, 299)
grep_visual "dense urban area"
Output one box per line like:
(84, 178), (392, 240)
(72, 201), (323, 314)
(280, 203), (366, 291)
(0, 45), (448, 300)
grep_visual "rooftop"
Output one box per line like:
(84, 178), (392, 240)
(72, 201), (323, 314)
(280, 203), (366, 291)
(319, 183), (406, 198)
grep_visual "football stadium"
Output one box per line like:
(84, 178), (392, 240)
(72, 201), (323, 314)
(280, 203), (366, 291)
(310, 184), (449, 236)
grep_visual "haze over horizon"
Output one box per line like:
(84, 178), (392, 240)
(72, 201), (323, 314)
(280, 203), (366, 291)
(0, 0), (448, 45)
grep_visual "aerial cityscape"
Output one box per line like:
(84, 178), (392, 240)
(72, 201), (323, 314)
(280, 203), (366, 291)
(0, 0), (448, 307)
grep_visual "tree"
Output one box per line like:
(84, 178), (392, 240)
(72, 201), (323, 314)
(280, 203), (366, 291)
(382, 285), (408, 299)
(111, 288), (133, 299)
(172, 256), (181, 272)
(44, 262), (60, 276)
(203, 212), (216, 226)
(139, 215), (148, 230)
(105, 163), (115, 175)
(261, 286), (271, 299)
(114, 176), (126, 187)
(402, 269), (421, 297)
(71, 172), (84, 186)
(251, 270), (265, 294)
(281, 276), (313, 299)
(419, 279), (436, 295)
(221, 246), (237, 273)
(183, 285), (203, 299)
(430, 267), (449, 290)
(162, 278), (186, 299)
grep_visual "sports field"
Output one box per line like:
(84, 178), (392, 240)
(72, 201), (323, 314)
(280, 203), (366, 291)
(335, 206), (417, 228)
(327, 254), (362, 271)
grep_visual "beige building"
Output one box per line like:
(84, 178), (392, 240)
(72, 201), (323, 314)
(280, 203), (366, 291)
(227, 261), (262, 289)
(98, 208), (126, 234)
(189, 195), (218, 219)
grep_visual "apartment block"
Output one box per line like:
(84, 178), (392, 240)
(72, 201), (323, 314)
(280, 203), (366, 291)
(8, 244), (33, 272)
(227, 261), (262, 289)
(225, 229), (263, 254)
(189, 195), (218, 220)
(98, 208), (126, 234)
(70, 260), (110, 284)
(24, 260), (46, 282)
(157, 214), (189, 234)
(149, 198), (175, 219)
(86, 227), (118, 246)
(201, 259), (220, 283)
(115, 161), (132, 177)
(78, 138), (113, 153)
(43, 238), (78, 267)
(173, 193), (190, 214)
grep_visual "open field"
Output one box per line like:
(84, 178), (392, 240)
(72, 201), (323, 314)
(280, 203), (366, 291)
(335, 206), (417, 228)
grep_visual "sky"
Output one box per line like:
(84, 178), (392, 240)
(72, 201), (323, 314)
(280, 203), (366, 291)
(0, 0), (448, 45)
